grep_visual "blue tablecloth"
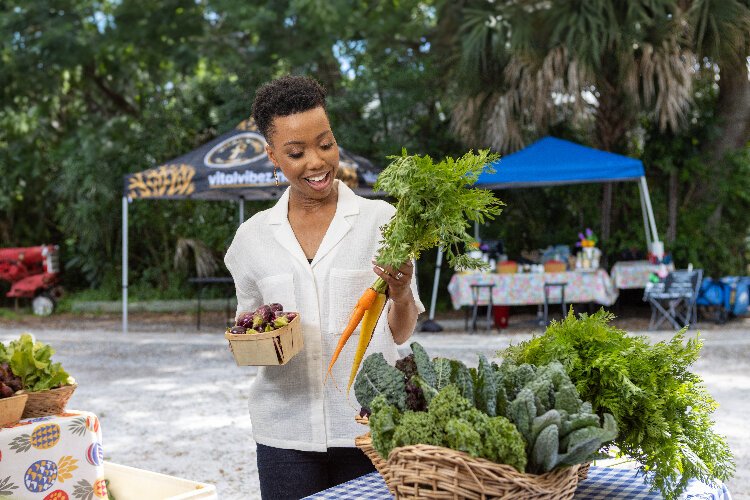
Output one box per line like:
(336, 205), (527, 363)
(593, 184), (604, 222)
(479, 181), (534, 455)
(305, 465), (732, 499)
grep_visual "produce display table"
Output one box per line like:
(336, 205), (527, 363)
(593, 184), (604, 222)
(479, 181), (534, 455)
(447, 270), (618, 310)
(0, 410), (106, 498)
(305, 465), (732, 499)
(610, 260), (675, 290)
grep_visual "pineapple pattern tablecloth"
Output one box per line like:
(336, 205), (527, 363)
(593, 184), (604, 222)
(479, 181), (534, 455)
(0, 410), (107, 499)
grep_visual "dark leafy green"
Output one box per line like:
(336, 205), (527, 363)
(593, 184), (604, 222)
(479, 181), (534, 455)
(353, 353), (406, 411)
(473, 355), (497, 417)
(410, 342), (436, 387)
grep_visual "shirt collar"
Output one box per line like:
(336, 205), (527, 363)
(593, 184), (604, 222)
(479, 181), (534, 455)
(266, 179), (359, 225)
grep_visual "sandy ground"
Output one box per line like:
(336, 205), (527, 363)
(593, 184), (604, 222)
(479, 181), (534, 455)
(1, 312), (748, 499)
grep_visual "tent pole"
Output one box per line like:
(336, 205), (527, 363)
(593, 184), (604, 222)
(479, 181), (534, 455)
(638, 180), (652, 250)
(639, 176), (660, 244)
(239, 196), (245, 225)
(420, 247), (444, 332)
(122, 196), (128, 334)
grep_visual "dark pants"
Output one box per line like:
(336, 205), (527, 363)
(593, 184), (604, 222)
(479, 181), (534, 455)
(256, 443), (376, 499)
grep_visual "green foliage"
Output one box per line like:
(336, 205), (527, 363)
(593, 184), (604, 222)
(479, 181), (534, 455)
(499, 310), (735, 498)
(374, 149), (504, 270)
(4, 334), (73, 392)
(0, 0), (454, 298)
(2, 0), (747, 304)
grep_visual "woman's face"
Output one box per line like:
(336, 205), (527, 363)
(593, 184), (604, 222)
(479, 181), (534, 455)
(265, 106), (339, 202)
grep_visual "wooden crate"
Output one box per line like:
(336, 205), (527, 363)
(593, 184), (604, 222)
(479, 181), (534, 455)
(0, 393), (28, 427)
(225, 314), (303, 366)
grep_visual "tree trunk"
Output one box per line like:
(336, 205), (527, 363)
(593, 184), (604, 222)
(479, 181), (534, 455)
(709, 63), (750, 161)
(667, 169), (678, 243)
(594, 70), (635, 245)
(601, 183), (613, 242)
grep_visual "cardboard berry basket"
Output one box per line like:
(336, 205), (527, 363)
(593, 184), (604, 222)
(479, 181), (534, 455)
(0, 393), (28, 427)
(225, 314), (303, 366)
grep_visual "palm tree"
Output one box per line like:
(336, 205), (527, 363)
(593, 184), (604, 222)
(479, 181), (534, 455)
(442, 0), (749, 242)
(687, 0), (750, 159)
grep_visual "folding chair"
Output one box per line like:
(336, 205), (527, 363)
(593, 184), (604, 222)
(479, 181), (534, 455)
(643, 269), (703, 330)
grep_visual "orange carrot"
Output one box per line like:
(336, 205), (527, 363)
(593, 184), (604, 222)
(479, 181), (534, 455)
(347, 291), (387, 393)
(327, 287), (378, 376)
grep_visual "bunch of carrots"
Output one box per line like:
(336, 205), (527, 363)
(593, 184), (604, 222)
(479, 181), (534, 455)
(326, 149), (504, 394)
(328, 276), (389, 393)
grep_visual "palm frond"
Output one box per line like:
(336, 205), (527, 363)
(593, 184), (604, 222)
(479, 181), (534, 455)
(688, 0), (750, 63)
(174, 238), (219, 278)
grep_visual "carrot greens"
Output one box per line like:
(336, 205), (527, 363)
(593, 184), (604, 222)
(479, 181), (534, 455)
(374, 149), (503, 270)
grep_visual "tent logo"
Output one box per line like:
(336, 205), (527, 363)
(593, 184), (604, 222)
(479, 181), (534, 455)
(204, 132), (267, 168)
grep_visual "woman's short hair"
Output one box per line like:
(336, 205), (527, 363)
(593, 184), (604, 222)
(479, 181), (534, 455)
(252, 75), (327, 142)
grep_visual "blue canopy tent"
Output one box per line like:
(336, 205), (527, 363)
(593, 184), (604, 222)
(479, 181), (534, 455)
(423, 137), (661, 328)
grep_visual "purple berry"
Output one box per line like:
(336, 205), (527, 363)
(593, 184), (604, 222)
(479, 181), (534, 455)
(230, 326), (247, 335)
(269, 303), (284, 313)
(286, 312), (297, 321)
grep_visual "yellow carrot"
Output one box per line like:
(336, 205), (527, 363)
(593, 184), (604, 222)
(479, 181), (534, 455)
(347, 291), (387, 393)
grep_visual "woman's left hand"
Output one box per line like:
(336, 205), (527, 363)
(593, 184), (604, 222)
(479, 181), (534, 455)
(372, 260), (414, 304)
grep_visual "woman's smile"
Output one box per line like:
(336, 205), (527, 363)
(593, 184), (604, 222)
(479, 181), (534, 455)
(304, 170), (333, 191)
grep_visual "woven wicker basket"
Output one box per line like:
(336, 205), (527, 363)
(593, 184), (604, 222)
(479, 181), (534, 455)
(355, 415), (581, 499)
(578, 462), (591, 480)
(22, 384), (77, 419)
(388, 444), (580, 500)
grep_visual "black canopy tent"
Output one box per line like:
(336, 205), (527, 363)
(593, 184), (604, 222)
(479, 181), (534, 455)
(121, 118), (382, 332)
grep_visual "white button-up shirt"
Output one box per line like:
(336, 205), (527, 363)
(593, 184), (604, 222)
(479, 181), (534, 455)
(224, 180), (425, 451)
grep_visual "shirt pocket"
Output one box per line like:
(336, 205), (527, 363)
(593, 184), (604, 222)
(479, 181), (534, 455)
(257, 273), (298, 313)
(328, 268), (384, 336)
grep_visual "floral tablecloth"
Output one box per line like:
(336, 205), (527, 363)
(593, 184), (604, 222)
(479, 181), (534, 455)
(447, 270), (618, 310)
(0, 410), (107, 499)
(610, 261), (675, 290)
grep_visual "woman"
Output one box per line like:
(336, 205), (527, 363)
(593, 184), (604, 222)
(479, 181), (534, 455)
(224, 75), (424, 499)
